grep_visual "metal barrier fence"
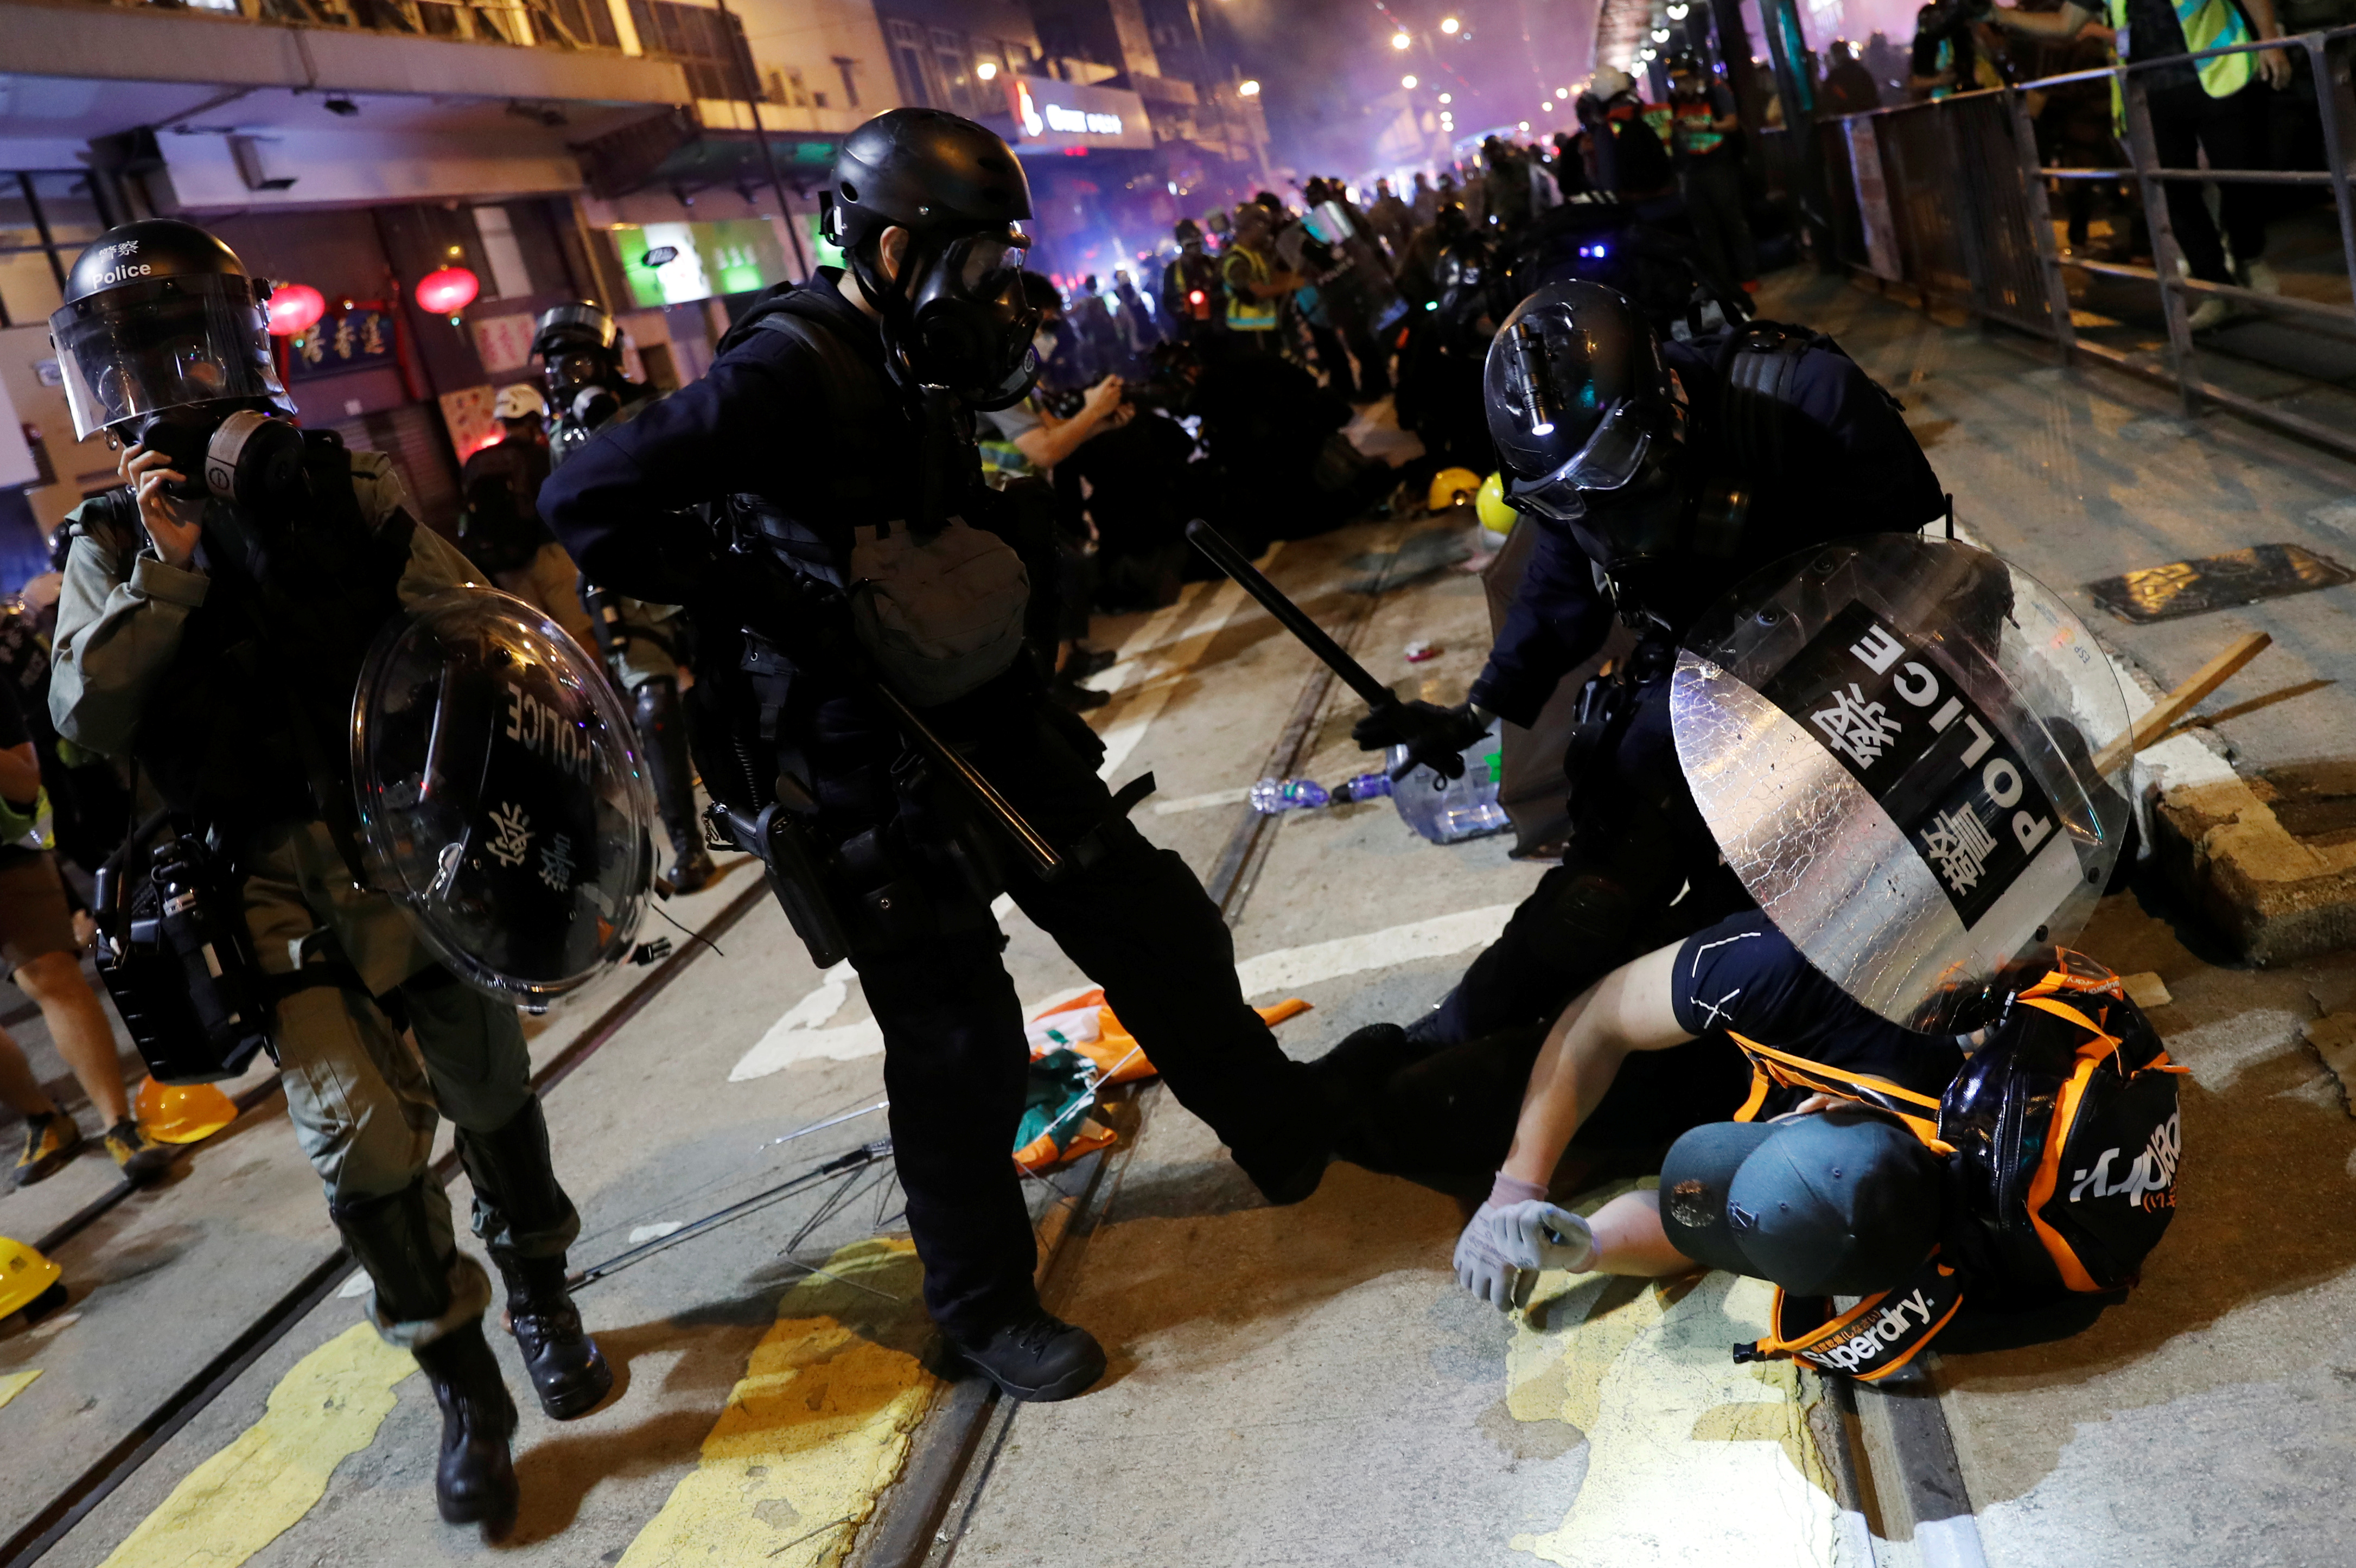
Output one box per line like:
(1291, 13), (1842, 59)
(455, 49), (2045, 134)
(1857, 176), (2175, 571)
(1819, 25), (2356, 460)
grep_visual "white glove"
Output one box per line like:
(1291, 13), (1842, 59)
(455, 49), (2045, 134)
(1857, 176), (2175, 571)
(1453, 1199), (1598, 1312)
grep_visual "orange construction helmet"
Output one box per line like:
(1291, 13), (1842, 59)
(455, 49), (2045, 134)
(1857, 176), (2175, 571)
(136, 1076), (239, 1144)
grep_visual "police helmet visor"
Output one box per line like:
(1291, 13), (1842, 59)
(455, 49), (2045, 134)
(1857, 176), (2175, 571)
(1506, 398), (1655, 521)
(544, 350), (608, 398)
(48, 272), (286, 441)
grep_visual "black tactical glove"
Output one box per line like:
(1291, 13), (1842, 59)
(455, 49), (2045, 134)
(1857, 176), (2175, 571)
(1352, 699), (1491, 781)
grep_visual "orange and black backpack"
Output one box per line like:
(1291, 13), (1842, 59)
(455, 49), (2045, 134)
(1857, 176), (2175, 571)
(1726, 953), (2186, 1381)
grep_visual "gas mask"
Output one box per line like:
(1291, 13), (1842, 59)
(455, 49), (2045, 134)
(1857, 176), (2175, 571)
(544, 349), (620, 430)
(852, 227), (1042, 410)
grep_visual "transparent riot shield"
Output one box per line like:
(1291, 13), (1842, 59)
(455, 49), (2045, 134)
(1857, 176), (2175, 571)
(352, 589), (657, 1008)
(1670, 536), (2131, 1032)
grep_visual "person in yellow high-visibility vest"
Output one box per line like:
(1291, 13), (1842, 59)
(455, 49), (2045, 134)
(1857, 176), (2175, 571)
(1995, 0), (2290, 330)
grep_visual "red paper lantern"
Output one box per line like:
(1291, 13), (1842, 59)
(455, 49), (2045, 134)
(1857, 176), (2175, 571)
(265, 282), (326, 337)
(414, 265), (480, 316)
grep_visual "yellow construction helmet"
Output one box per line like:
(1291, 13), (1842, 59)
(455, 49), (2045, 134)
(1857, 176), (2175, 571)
(136, 1076), (239, 1144)
(0, 1235), (63, 1322)
(1427, 466), (1482, 513)
(1476, 471), (1517, 539)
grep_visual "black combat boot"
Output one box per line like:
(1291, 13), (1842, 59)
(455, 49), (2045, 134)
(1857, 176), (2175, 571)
(411, 1321), (521, 1528)
(953, 1306), (1107, 1402)
(636, 675), (718, 893)
(455, 1097), (613, 1420)
(491, 1250), (612, 1419)
(328, 1179), (519, 1528)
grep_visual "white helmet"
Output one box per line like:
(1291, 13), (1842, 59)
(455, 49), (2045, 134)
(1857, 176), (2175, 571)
(1591, 66), (1636, 100)
(493, 383), (549, 422)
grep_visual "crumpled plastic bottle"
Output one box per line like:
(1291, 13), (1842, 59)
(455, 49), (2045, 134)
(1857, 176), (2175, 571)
(1248, 777), (1332, 814)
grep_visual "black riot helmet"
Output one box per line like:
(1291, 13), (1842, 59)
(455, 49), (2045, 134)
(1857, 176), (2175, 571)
(533, 301), (629, 428)
(49, 220), (289, 443)
(823, 108), (1041, 408)
(49, 220), (302, 508)
(1483, 282), (1684, 543)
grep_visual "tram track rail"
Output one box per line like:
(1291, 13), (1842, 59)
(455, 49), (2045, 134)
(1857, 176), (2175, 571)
(0, 875), (771, 1568)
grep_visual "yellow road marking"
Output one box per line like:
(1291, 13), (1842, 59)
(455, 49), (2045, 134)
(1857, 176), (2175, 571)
(618, 1237), (939, 1568)
(0, 1368), (38, 1409)
(98, 1323), (415, 1568)
(1504, 1214), (1840, 1566)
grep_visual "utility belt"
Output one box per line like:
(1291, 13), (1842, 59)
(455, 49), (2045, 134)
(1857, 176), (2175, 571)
(712, 634), (1154, 969)
(1562, 628), (1677, 815)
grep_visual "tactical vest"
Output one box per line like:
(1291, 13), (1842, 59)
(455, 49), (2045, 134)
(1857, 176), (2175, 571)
(2106, 0), (2254, 127)
(1223, 246), (1281, 332)
(116, 435), (413, 842)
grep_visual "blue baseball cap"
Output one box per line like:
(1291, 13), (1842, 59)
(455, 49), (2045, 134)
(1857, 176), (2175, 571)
(1659, 1107), (1947, 1296)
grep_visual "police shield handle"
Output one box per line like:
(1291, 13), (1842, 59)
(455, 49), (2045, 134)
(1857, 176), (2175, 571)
(1183, 520), (1403, 715)
(2088, 632), (2270, 777)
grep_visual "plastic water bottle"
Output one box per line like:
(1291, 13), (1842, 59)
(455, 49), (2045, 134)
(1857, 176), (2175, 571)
(1386, 717), (1512, 844)
(1333, 772), (1393, 803)
(1248, 777), (1332, 814)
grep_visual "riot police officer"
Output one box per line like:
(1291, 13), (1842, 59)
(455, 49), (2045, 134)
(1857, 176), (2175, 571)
(537, 301), (717, 893)
(46, 220), (609, 1531)
(539, 109), (1328, 1402)
(1350, 282), (1945, 1083)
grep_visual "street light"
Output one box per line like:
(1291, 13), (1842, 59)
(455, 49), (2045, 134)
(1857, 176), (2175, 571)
(976, 60), (997, 80)
(1402, 74), (1417, 88)
(1239, 78), (1260, 95)
(1555, 86), (1569, 98)
(1438, 92), (1452, 103)
(1652, 28), (1671, 41)
(1440, 15), (1460, 32)
(1392, 30), (1411, 48)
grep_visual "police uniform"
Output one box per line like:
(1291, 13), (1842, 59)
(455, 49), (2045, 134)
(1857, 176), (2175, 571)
(539, 272), (1320, 1345)
(1427, 324), (1947, 1048)
(49, 454), (574, 1348)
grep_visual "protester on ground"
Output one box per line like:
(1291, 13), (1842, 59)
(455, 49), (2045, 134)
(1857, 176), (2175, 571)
(1994, 0), (2289, 328)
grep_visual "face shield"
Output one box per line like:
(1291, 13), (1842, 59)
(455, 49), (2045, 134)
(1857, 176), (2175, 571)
(1505, 399), (1664, 522)
(49, 273), (285, 441)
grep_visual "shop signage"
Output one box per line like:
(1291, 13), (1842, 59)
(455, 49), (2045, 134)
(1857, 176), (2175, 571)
(1002, 77), (1154, 152)
(472, 313), (538, 377)
(289, 308), (398, 380)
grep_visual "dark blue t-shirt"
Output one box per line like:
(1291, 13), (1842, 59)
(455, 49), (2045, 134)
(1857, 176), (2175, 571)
(1670, 909), (1968, 1114)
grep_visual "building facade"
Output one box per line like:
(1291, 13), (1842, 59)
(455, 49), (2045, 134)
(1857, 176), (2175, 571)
(0, 0), (1268, 561)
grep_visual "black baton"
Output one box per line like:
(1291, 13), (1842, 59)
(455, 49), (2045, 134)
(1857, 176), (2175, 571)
(1185, 520), (1400, 715)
